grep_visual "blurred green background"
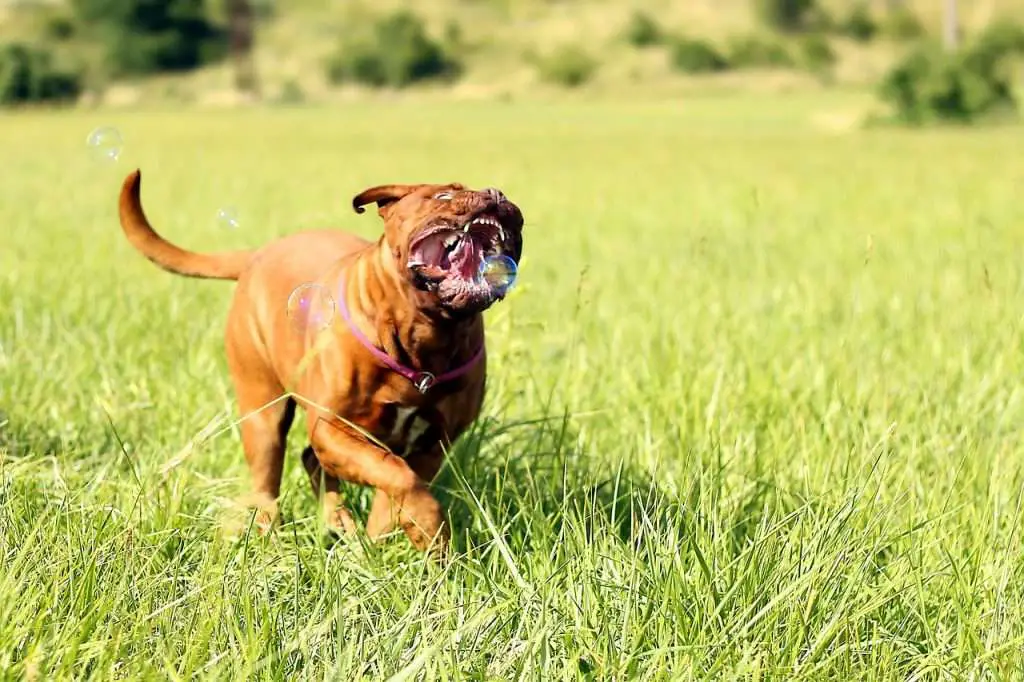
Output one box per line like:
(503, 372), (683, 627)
(2, 0), (1023, 124)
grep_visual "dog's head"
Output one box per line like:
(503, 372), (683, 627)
(353, 183), (524, 316)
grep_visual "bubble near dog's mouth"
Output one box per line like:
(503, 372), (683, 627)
(407, 214), (510, 311)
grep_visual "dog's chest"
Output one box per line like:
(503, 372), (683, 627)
(380, 405), (435, 457)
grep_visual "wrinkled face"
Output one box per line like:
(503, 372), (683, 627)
(353, 183), (524, 316)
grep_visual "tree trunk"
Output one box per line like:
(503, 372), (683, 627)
(943, 0), (959, 51)
(226, 0), (259, 97)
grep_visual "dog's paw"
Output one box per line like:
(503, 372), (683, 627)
(324, 505), (358, 536)
(254, 509), (278, 536)
(399, 493), (450, 556)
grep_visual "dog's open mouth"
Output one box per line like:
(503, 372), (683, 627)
(407, 214), (510, 311)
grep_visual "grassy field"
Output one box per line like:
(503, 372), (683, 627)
(2, 92), (1024, 679)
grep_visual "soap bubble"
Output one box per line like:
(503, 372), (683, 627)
(479, 254), (518, 294)
(287, 283), (335, 333)
(217, 206), (240, 229)
(86, 126), (123, 162)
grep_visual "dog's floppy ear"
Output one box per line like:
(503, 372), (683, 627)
(352, 184), (423, 216)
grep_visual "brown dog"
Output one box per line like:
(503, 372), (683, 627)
(117, 170), (524, 554)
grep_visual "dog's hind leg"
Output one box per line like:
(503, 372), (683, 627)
(301, 446), (357, 536)
(232, 379), (295, 534)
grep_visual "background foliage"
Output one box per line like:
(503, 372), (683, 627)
(0, 0), (1021, 125)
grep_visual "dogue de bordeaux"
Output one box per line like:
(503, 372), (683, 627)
(117, 170), (525, 555)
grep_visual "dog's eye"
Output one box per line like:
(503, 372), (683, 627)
(433, 191), (454, 201)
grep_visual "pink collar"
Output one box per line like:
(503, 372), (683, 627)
(336, 280), (485, 393)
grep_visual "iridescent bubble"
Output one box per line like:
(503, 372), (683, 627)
(479, 254), (518, 293)
(217, 206), (240, 229)
(86, 126), (123, 162)
(287, 283), (336, 333)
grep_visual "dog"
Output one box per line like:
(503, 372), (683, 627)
(117, 170), (524, 554)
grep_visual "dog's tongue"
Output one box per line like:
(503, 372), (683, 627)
(452, 237), (480, 279)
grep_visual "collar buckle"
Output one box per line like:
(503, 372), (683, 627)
(412, 371), (436, 393)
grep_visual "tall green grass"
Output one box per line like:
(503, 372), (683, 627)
(2, 95), (1024, 678)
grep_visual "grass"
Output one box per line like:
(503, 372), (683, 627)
(2, 92), (1024, 678)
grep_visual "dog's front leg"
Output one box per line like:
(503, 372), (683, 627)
(365, 448), (445, 543)
(310, 417), (449, 555)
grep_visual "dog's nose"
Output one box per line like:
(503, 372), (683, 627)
(482, 187), (505, 204)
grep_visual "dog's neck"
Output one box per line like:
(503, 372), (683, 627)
(341, 240), (483, 378)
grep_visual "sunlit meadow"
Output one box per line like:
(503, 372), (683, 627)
(2, 94), (1024, 679)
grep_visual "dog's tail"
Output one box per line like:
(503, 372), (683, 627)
(118, 169), (253, 281)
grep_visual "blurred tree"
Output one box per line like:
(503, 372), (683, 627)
(755, 0), (816, 32)
(878, 24), (1020, 125)
(0, 43), (82, 105)
(326, 11), (461, 88)
(226, 0), (259, 97)
(70, 0), (226, 75)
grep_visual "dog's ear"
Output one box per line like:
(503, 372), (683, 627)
(352, 185), (424, 217)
